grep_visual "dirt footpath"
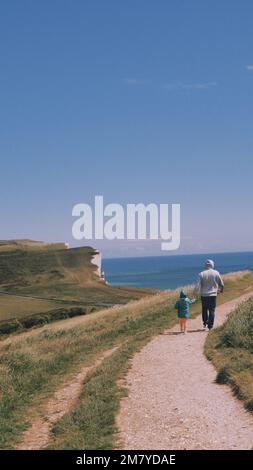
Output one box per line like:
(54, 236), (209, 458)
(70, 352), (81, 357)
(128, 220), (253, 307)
(117, 294), (253, 450)
(16, 347), (118, 450)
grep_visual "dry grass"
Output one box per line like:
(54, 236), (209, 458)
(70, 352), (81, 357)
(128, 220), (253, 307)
(223, 270), (252, 281)
(205, 294), (253, 412)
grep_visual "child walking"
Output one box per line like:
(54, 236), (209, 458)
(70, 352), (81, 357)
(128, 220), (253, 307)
(175, 290), (196, 334)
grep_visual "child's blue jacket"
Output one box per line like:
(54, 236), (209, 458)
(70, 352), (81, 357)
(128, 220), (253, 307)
(175, 297), (196, 318)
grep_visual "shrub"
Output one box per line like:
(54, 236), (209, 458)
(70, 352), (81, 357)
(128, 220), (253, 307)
(0, 307), (87, 336)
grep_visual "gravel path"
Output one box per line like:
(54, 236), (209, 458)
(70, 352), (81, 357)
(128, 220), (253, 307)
(117, 294), (253, 450)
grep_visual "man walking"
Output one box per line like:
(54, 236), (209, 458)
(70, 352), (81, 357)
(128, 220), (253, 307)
(194, 259), (224, 330)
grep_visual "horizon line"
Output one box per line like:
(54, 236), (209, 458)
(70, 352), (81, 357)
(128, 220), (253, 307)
(102, 249), (253, 261)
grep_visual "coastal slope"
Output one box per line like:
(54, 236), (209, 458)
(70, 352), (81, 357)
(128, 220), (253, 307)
(0, 240), (154, 326)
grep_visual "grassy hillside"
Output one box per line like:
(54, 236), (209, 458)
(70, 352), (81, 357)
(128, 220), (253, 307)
(0, 293), (91, 335)
(0, 270), (251, 449)
(0, 294), (62, 320)
(205, 295), (253, 413)
(0, 241), (154, 326)
(0, 244), (99, 293)
(0, 240), (67, 253)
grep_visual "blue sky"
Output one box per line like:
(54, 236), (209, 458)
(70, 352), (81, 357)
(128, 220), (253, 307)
(1, 0), (253, 257)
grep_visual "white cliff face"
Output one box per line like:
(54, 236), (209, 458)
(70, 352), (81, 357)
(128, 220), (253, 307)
(91, 251), (102, 278)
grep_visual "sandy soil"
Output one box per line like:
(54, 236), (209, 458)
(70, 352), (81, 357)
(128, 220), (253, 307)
(117, 293), (253, 450)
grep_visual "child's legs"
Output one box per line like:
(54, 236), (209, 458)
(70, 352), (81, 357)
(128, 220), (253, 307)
(183, 318), (187, 330)
(180, 318), (187, 331)
(179, 318), (184, 331)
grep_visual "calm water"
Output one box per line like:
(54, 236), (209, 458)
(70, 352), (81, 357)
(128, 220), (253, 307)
(102, 252), (253, 290)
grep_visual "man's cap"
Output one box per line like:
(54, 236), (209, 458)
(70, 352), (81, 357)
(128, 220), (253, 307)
(205, 259), (214, 269)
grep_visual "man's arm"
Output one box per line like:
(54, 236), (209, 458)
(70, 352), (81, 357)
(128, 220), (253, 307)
(217, 273), (224, 292)
(193, 274), (201, 296)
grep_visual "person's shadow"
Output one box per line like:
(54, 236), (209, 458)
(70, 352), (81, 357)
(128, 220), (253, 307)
(162, 329), (205, 335)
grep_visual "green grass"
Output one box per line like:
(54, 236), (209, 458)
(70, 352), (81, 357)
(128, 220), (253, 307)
(50, 343), (143, 450)
(0, 294), (64, 321)
(205, 294), (253, 413)
(0, 270), (252, 450)
(0, 293), (93, 335)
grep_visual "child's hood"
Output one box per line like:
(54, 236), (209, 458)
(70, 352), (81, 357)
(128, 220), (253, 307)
(180, 290), (187, 298)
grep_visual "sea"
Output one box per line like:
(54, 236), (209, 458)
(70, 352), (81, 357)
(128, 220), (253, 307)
(102, 252), (253, 290)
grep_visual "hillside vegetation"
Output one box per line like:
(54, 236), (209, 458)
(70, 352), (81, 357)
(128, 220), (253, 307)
(205, 293), (253, 413)
(0, 244), (99, 295)
(0, 240), (67, 253)
(0, 294), (61, 321)
(0, 270), (252, 449)
(0, 240), (154, 328)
